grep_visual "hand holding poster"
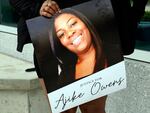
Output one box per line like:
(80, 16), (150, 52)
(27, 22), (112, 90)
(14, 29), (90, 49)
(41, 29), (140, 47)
(27, 0), (126, 112)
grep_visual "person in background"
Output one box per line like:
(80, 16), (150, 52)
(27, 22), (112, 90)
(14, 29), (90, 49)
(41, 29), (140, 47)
(9, 0), (44, 74)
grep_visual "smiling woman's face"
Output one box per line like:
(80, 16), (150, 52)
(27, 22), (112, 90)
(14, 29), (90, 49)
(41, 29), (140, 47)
(55, 13), (92, 55)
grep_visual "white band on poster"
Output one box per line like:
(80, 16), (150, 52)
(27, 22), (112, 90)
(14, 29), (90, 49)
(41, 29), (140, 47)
(48, 61), (126, 113)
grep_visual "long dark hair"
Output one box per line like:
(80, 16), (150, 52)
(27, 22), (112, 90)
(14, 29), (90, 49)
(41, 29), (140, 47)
(49, 8), (106, 73)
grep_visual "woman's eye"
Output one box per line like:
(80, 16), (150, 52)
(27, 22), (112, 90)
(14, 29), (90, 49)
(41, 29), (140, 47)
(70, 21), (77, 27)
(58, 32), (64, 38)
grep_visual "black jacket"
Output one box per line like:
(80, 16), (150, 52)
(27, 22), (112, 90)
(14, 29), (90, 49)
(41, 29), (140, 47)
(9, 0), (44, 52)
(111, 0), (148, 55)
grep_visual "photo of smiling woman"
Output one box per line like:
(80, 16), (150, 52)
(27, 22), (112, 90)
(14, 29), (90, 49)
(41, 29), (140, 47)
(49, 8), (107, 113)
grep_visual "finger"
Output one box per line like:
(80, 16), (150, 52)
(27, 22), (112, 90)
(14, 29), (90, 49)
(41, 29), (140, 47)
(52, 1), (60, 11)
(47, 1), (60, 12)
(44, 6), (55, 15)
(41, 11), (53, 18)
(40, 6), (53, 17)
(39, 1), (49, 15)
(43, 0), (49, 7)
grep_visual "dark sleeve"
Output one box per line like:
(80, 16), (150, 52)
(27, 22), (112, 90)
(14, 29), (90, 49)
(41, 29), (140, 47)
(111, 0), (135, 55)
(9, 0), (43, 19)
(111, 0), (148, 55)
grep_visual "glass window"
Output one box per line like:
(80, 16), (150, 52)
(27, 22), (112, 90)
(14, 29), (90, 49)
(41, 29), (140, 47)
(135, 0), (150, 51)
(0, 0), (18, 27)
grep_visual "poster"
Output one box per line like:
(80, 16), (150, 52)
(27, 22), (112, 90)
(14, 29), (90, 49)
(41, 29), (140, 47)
(27, 0), (126, 112)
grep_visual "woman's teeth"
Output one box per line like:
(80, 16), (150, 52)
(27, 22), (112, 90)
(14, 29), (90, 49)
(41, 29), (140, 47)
(72, 35), (82, 45)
